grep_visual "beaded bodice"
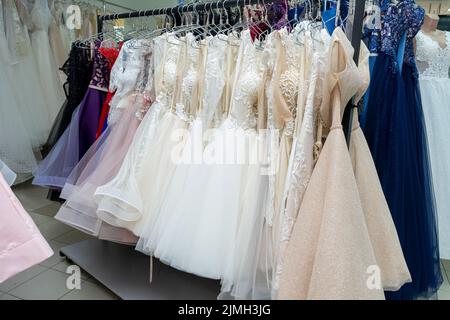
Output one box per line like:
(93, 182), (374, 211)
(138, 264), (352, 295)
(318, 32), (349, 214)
(416, 31), (450, 79)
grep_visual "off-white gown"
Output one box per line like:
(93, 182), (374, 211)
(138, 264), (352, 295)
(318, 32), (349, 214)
(416, 30), (450, 259)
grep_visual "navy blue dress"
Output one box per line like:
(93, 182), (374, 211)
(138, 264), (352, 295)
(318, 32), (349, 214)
(362, 0), (442, 300)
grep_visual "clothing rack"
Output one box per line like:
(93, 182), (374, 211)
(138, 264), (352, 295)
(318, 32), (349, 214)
(60, 0), (367, 300)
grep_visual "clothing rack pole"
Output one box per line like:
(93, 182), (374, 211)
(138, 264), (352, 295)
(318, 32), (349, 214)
(342, 0), (366, 146)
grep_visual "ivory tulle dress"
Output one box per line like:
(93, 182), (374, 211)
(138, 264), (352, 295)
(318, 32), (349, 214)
(94, 33), (185, 233)
(0, 172), (53, 283)
(2, 0), (53, 148)
(416, 30), (450, 260)
(0, 1), (37, 181)
(29, 0), (65, 122)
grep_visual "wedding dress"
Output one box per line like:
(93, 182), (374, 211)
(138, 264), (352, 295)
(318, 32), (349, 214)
(134, 36), (231, 279)
(94, 33), (185, 233)
(0, 1), (37, 181)
(2, 0), (52, 147)
(278, 28), (385, 300)
(272, 27), (330, 297)
(416, 30), (450, 259)
(29, 0), (65, 122)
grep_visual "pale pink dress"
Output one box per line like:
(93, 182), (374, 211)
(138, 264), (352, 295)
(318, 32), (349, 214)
(0, 173), (53, 283)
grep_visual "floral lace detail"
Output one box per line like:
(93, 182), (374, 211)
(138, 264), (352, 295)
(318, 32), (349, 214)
(175, 103), (194, 123)
(230, 31), (266, 130)
(416, 31), (450, 79)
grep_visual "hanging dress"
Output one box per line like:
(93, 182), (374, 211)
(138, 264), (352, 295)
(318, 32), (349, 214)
(33, 40), (110, 189)
(415, 30), (450, 260)
(0, 0), (37, 182)
(94, 33), (184, 233)
(29, 0), (65, 122)
(0, 172), (53, 283)
(2, 0), (53, 148)
(362, 1), (442, 300)
(277, 28), (384, 300)
(55, 40), (156, 240)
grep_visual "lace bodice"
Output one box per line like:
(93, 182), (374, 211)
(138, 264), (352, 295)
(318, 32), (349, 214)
(30, 0), (52, 32)
(230, 30), (267, 130)
(109, 40), (146, 109)
(2, 0), (30, 61)
(176, 33), (201, 121)
(416, 31), (450, 79)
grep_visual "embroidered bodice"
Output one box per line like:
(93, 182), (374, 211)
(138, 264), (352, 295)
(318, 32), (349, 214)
(230, 30), (266, 130)
(159, 34), (183, 104)
(2, 0), (31, 61)
(279, 28), (302, 136)
(30, 0), (52, 32)
(416, 31), (450, 79)
(176, 33), (201, 122)
(109, 40), (146, 108)
(88, 40), (110, 91)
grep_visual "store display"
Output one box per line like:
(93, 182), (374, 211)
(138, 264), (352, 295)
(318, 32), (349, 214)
(1, 0), (449, 301)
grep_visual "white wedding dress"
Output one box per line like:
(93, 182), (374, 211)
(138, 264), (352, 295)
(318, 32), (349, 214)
(416, 30), (450, 259)
(29, 0), (65, 123)
(0, 1), (37, 181)
(94, 34), (184, 233)
(2, 0), (53, 148)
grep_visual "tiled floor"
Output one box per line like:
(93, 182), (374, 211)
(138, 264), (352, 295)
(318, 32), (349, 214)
(2, 181), (450, 300)
(0, 182), (119, 300)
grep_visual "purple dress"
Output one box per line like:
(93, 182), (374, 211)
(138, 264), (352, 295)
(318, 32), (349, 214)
(33, 41), (109, 189)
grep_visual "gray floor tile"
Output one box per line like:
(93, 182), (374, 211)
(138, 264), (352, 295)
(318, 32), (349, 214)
(438, 289), (450, 300)
(0, 293), (22, 300)
(38, 220), (73, 241)
(442, 259), (450, 272)
(28, 212), (53, 226)
(59, 280), (119, 300)
(12, 182), (52, 211)
(39, 240), (68, 268)
(51, 261), (91, 280)
(54, 230), (94, 245)
(0, 265), (48, 292)
(9, 269), (73, 300)
(33, 203), (62, 218)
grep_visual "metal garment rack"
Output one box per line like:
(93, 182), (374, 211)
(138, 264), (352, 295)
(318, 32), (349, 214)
(60, 0), (367, 300)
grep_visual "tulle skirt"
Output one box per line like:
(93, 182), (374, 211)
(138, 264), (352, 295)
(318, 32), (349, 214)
(93, 102), (173, 234)
(420, 77), (450, 260)
(363, 54), (442, 300)
(33, 88), (106, 189)
(55, 94), (143, 242)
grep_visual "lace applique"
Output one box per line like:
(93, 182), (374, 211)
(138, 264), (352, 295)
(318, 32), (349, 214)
(175, 103), (194, 123)
(89, 40), (110, 90)
(416, 31), (450, 79)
